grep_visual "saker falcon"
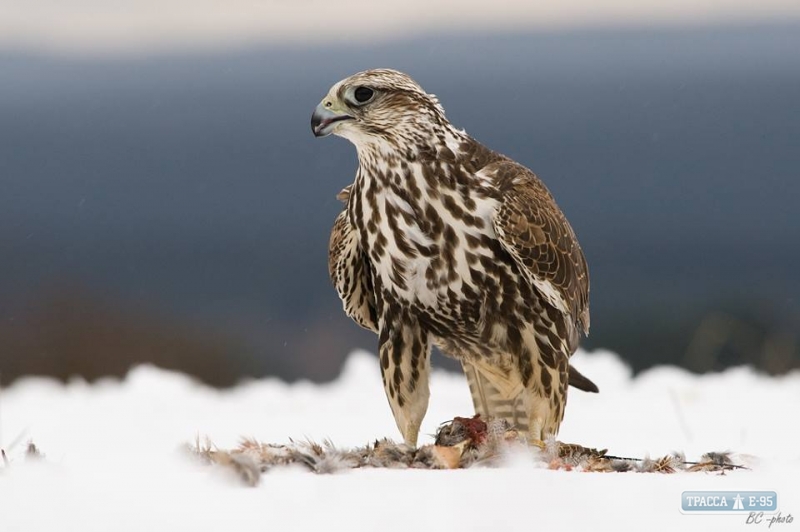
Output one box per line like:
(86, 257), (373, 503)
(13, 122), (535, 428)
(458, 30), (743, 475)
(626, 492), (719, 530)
(312, 69), (597, 447)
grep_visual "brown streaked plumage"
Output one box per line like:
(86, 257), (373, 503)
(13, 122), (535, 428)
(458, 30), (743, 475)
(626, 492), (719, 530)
(312, 68), (597, 447)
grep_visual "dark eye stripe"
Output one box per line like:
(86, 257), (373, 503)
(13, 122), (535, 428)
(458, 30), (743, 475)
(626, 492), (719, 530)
(354, 86), (374, 103)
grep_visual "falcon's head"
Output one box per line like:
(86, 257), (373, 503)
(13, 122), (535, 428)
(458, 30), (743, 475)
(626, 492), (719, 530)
(311, 69), (448, 148)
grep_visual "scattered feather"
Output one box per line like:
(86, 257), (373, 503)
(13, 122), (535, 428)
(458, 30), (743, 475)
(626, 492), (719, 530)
(185, 415), (750, 485)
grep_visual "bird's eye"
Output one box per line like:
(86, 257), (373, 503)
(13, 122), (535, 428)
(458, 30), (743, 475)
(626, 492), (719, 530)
(353, 86), (374, 104)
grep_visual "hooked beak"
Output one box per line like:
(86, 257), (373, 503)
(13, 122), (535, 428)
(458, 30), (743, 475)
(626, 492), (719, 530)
(311, 101), (353, 137)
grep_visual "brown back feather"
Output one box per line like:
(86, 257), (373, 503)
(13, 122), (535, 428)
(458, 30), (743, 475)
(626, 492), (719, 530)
(489, 158), (590, 336)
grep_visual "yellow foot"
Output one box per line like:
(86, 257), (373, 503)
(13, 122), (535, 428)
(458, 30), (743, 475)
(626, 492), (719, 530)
(529, 439), (546, 450)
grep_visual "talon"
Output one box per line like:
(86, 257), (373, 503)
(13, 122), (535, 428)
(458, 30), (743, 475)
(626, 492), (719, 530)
(529, 439), (546, 450)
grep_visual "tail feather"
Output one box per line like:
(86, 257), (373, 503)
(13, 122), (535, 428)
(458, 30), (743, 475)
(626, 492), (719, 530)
(568, 364), (599, 393)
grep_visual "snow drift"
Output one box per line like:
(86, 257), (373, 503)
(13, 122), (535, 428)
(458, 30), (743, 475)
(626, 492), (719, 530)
(1, 349), (798, 532)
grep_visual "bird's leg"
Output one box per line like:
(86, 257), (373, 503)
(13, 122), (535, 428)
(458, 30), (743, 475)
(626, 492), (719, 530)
(519, 326), (569, 447)
(523, 384), (566, 448)
(377, 317), (431, 448)
(527, 401), (555, 447)
(462, 358), (529, 432)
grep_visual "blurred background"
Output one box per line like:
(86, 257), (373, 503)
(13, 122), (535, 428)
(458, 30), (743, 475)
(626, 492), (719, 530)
(1, 1), (799, 386)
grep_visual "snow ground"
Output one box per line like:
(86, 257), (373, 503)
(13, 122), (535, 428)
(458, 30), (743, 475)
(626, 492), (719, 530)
(1, 349), (798, 532)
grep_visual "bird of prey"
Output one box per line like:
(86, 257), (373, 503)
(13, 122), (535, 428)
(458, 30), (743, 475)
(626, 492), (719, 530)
(312, 69), (597, 447)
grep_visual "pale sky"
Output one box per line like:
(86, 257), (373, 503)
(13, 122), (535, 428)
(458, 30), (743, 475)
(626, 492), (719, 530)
(1, 0), (799, 55)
